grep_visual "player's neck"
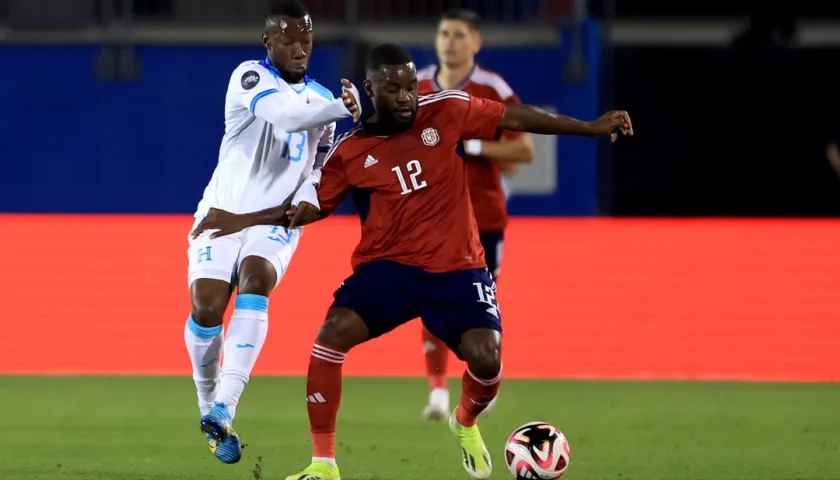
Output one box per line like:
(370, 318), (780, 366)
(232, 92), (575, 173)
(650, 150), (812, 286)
(436, 61), (475, 90)
(281, 71), (306, 85)
(364, 115), (412, 136)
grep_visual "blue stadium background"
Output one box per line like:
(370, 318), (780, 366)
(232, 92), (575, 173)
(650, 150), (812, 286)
(0, 24), (601, 216)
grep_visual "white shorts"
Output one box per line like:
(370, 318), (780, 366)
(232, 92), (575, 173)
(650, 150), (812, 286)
(186, 219), (303, 289)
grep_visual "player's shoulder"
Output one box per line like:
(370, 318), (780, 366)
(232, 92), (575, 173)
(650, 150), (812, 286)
(306, 79), (334, 101)
(416, 90), (472, 134)
(228, 60), (274, 91)
(231, 60), (272, 77)
(418, 89), (471, 111)
(467, 65), (515, 101)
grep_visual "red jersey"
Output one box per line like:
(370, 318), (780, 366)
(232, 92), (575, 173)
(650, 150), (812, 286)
(417, 65), (523, 232)
(317, 91), (506, 273)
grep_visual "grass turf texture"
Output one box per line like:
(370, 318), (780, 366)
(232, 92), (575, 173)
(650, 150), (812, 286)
(0, 376), (837, 480)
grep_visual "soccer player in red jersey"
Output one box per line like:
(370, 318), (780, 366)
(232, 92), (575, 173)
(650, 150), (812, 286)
(190, 43), (632, 480)
(416, 8), (535, 421)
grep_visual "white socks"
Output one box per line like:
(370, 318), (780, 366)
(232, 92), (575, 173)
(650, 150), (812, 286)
(429, 387), (450, 410)
(184, 316), (223, 416)
(216, 294), (269, 419)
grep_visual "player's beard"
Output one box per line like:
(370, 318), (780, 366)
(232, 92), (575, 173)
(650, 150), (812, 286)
(384, 109), (416, 130)
(365, 111), (415, 136)
(280, 69), (307, 85)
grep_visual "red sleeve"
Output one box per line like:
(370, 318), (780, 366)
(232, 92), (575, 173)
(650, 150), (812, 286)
(317, 146), (350, 216)
(457, 93), (506, 141)
(500, 93), (524, 140)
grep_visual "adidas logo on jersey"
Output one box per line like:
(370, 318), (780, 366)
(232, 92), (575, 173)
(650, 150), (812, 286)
(364, 155), (378, 168)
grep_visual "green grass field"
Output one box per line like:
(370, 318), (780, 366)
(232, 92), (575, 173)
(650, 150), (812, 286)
(1, 376), (838, 480)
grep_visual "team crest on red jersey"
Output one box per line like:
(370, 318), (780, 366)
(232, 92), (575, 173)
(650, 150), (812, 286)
(420, 128), (440, 147)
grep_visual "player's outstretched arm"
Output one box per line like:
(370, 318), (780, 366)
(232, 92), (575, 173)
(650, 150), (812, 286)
(188, 195), (332, 239)
(499, 104), (634, 143)
(189, 206), (289, 239)
(190, 147), (351, 238)
(251, 80), (359, 133)
(232, 64), (360, 133)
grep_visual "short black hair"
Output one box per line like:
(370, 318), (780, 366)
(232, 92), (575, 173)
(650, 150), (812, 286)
(266, 0), (309, 27)
(366, 43), (414, 71)
(440, 8), (482, 30)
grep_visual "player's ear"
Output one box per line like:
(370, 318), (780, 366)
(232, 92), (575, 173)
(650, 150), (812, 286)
(363, 79), (374, 99)
(261, 32), (269, 48)
(472, 31), (482, 55)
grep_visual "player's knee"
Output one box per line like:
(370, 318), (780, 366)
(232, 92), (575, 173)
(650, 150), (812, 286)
(238, 256), (277, 296)
(190, 279), (230, 327)
(191, 298), (227, 327)
(459, 329), (502, 379)
(238, 274), (274, 297)
(317, 308), (369, 352)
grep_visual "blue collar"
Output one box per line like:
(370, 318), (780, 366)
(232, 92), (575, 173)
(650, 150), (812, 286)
(259, 56), (313, 84)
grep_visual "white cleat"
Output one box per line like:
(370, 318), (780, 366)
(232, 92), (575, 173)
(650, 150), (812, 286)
(423, 388), (450, 422)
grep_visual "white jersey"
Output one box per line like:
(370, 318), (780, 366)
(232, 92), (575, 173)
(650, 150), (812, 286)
(195, 59), (348, 217)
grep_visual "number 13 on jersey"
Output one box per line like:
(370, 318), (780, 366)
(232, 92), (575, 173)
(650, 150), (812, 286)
(391, 160), (427, 195)
(281, 132), (307, 162)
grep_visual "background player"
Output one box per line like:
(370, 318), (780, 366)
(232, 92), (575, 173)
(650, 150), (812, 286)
(416, 8), (535, 421)
(183, 0), (360, 465)
(191, 43), (631, 480)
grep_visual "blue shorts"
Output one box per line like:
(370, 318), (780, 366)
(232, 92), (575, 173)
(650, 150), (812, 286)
(331, 260), (502, 359)
(479, 230), (504, 280)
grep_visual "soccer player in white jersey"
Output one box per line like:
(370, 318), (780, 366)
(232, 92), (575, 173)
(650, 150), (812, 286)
(183, 0), (361, 465)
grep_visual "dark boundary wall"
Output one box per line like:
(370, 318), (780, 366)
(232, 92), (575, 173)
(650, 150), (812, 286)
(610, 47), (840, 216)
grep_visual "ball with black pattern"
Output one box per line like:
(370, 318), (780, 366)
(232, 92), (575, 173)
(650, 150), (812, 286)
(504, 421), (571, 480)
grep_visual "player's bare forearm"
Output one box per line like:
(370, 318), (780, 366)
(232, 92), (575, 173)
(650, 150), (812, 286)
(499, 104), (595, 136)
(242, 205), (292, 227)
(827, 141), (840, 178)
(476, 137), (535, 163)
(499, 104), (633, 140)
(240, 204), (328, 229)
(190, 206), (289, 239)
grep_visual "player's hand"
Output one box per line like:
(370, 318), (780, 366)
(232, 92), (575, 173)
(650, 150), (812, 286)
(590, 110), (633, 142)
(287, 201), (320, 228)
(190, 207), (251, 239)
(341, 78), (362, 122)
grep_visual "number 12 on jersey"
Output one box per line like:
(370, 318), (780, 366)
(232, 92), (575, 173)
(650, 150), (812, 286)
(391, 160), (427, 195)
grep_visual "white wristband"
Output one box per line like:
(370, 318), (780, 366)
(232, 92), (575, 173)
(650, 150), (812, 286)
(464, 139), (483, 156)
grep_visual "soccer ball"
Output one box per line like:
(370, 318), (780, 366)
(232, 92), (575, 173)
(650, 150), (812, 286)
(504, 421), (571, 479)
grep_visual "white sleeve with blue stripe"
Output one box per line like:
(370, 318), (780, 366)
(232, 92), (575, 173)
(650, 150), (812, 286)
(227, 63), (351, 133)
(291, 121), (334, 210)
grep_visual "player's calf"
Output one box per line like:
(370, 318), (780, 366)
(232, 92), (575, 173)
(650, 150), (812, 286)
(447, 328), (500, 480)
(422, 328), (451, 421)
(457, 328), (502, 427)
(304, 308), (370, 467)
(215, 256), (276, 419)
(186, 279), (232, 416)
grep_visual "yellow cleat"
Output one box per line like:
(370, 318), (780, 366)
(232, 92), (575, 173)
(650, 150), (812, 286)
(449, 409), (492, 479)
(284, 460), (341, 480)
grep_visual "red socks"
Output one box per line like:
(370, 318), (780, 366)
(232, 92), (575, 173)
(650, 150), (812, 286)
(455, 367), (502, 427)
(422, 328), (449, 389)
(307, 342), (346, 459)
